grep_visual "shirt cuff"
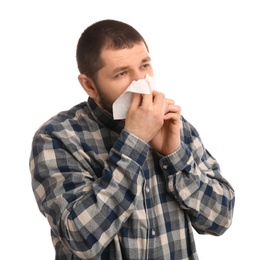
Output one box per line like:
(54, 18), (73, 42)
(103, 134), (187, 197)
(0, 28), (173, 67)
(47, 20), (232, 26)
(159, 141), (192, 176)
(112, 129), (150, 167)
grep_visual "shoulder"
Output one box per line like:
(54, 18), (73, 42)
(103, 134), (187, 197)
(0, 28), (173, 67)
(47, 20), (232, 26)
(33, 101), (90, 137)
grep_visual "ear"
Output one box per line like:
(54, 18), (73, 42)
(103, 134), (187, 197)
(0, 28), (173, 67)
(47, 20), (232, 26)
(78, 74), (98, 98)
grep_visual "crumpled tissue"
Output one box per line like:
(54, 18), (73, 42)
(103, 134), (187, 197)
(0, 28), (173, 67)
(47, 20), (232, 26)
(112, 74), (155, 120)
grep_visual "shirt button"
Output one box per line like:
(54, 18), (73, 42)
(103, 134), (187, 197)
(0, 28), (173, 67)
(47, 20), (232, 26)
(151, 229), (155, 236)
(162, 165), (168, 169)
(146, 187), (150, 193)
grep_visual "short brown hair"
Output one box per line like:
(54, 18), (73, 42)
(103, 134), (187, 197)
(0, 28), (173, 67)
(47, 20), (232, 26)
(76, 19), (148, 81)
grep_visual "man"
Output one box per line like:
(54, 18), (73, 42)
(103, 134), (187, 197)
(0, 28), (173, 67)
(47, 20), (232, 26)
(29, 19), (235, 260)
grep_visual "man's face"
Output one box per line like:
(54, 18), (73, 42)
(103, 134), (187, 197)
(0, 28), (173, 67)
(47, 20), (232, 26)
(94, 42), (154, 113)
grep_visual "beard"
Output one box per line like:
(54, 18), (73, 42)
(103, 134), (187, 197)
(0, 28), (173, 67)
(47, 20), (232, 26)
(95, 84), (113, 115)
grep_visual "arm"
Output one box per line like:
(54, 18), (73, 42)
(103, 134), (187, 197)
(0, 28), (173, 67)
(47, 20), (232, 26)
(30, 129), (149, 259)
(160, 116), (235, 235)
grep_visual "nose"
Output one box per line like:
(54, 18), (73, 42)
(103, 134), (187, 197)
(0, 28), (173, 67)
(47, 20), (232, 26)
(131, 70), (148, 82)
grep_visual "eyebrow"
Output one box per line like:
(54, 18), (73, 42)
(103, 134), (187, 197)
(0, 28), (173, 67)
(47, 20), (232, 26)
(111, 56), (151, 75)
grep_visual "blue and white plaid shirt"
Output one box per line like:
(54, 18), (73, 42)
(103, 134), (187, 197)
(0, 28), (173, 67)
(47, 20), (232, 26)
(29, 97), (235, 260)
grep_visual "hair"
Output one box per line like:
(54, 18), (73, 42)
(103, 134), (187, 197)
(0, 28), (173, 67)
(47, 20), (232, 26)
(76, 19), (149, 81)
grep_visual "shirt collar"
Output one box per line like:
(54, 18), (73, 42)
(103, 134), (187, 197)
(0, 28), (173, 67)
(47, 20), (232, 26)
(87, 97), (125, 134)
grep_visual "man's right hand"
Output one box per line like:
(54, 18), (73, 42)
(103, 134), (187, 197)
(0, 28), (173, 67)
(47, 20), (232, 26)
(124, 91), (169, 143)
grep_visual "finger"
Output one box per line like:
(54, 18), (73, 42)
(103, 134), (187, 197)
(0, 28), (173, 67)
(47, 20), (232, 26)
(164, 105), (181, 120)
(152, 91), (167, 115)
(140, 93), (153, 106)
(165, 98), (175, 105)
(164, 99), (177, 113)
(168, 104), (181, 113)
(129, 93), (142, 109)
(152, 91), (165, 105)
(164, 113), (181, 122)
(152, 92), (171, 115)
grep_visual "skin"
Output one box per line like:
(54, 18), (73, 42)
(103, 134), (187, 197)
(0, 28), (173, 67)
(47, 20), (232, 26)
(78, 42), (181, 155)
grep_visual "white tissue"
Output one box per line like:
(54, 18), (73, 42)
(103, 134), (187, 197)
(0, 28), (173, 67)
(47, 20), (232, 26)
(112, 74), (155, 120)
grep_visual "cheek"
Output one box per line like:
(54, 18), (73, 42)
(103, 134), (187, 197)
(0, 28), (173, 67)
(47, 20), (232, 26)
(111, 81), (132, 101)
(97, 76), (132, 104)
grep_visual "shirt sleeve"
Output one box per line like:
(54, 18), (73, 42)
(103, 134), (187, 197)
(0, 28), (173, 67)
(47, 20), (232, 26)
(30, 128), (149, 259)
(159, 116), (235, 236)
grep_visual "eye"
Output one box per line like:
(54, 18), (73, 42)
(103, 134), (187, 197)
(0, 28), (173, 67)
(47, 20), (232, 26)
(115, 71), (127, 78)
(141, 63), (151, 69)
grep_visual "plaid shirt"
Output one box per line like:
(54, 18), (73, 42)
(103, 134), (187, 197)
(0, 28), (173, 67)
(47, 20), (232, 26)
(29, 97), (235, 260)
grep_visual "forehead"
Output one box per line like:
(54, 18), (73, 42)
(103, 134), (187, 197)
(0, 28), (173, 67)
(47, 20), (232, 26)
(100, 42), (150, 68)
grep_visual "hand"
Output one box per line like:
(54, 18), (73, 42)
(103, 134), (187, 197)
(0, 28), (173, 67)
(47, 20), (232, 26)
(150, 99), (181, 155)
(124, 91), (169, 143)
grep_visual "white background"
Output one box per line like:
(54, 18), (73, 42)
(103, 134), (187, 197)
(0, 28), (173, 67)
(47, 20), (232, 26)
(1, 1), (253, 259)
